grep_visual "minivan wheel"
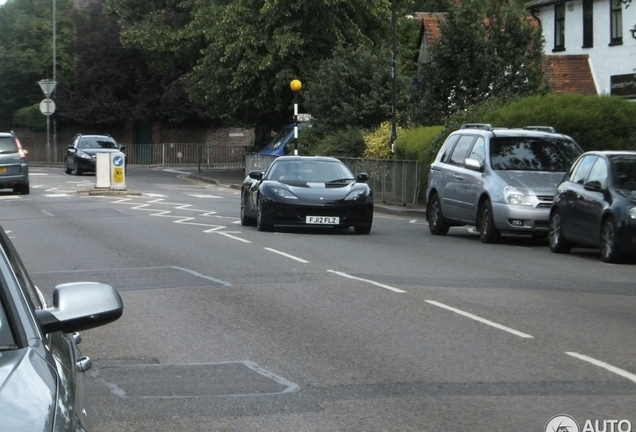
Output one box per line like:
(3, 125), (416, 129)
(427, 193), (450, 235)
(477, 199), (500, 244)
(601, 217), (622, 263)
(549, 210), (572, 253)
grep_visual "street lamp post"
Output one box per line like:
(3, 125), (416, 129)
(390, 0), (398, 153)
(290, 79), (302, 155)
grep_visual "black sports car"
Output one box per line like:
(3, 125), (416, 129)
(241, 156), (374, 234)
(549, 151), (636, 262)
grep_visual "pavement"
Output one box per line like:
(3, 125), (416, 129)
(185, 168), (427, 218)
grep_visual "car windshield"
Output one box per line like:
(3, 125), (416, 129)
(611, 157), (636, 190)
(79, 138), (118, 149)
(490, 137), (580, 172)
(0, 137), (18, 154)
(264, 127), (294, 151)
(266, 160), (354, 183)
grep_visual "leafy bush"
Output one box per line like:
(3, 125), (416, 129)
(13, 104), (47, 132)
(300, 126), (366, 158)
(482, 94), (636, 151)
(363, 122), (400, 159)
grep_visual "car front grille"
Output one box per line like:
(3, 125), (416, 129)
(536, 195), (553, 208)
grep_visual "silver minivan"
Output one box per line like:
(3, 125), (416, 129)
(426, 124), (582, 243)
(0, 131), (29, 194)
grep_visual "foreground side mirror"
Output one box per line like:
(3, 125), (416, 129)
(356, 173), (369, 182)
(464, 158), (484, 172)
(248, 170), (264, 180)
(36, 282), (123, 334)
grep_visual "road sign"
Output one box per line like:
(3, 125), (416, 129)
(112, 155), (124, 167)
(38, 80), (56, 98)
(39, 99), (56, 115)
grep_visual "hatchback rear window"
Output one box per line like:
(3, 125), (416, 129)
(490, 137), (581, 172)
(0, 137), (18, 154)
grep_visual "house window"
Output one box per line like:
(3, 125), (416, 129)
(610, 0), (623, 45)
(554, 3), (566, 52)
(582, 0), (593, 48)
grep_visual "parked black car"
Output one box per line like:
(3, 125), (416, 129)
(0, 225), (123, 430)
(241, 156), (374, 234)
(64, 134), (124, 175)
(0, 131), (29, 194)
(549, 151), (636, 262)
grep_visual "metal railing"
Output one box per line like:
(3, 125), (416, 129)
(25, 142), (249, 170)
(245, 153), (421, 206)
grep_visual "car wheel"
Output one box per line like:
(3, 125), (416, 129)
(427, 193), (450, 235)
(13, 183), (29, 195)
(601, 217), (622, 263)
(64, 162), (72, 175)
(240, 199), (256, 227)
(354, 224), (372, 235)
(256, 197), (273, 232)
(548, 210), (572, 253)
(74, 160), (83, 175)
(477, 199), (500, 244)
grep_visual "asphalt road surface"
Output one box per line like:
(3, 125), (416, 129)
(2, 166), (635, 432)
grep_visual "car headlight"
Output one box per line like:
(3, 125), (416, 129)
(504, 186), (531, 206)
(271, 186), (298, 199)
(345, 189), (366, 201)
(628, 206), (636, 220)
(78, 151), (93, 160)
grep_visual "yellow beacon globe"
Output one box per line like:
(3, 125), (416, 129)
(290, 79), (302, 92)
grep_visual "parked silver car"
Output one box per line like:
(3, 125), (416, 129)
(0, 225), (123, 431)
(0, 131), (29, 194)
(426, 124), (583, 243)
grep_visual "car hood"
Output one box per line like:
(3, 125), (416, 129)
(0, 348), (57, 432)
(495, 171), (566, 195)
(78, 148), (122, 156)
(615, 188), (636, 204)
(276, 181), (366, 201)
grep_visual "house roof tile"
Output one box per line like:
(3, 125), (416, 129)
(544, 55), (598, 94)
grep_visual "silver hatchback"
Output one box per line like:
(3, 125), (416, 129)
(426, 124), (582, 243)
(0, 131), (29, 194)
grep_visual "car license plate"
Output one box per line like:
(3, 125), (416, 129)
(306, 216), (339, 225)
(0, 167), (6, 173)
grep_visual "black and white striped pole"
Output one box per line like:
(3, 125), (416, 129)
(290, 79), (302, 155)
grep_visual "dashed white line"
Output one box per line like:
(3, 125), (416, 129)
(264, 247), (309, 263)
(566, 352), (636, 384)
(327, 270), (406, 293)
(425, 300), (534, 338)
(218, 232), (250, 243)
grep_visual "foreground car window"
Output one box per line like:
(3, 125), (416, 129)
(612, 157), (636, 189)
(0, 294), (17, 350)
(490, 137), (580, 172)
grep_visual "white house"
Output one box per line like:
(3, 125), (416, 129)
(527, 0), (636, 99)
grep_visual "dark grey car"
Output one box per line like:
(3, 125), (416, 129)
(64, 134), (124, 175)
(0, 131), (29, 194)
(0, 226), (123, 431)
(426, 124), (582, 243)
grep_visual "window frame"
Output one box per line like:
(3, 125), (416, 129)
(610, 0), (623, 45)
(553, 3), (566, 52)
(582, 0), (594, 48)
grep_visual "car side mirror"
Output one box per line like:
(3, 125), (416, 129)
(248, 170), (263, 180)
(583, 180), (604, 191)
(464, 158), (483, 172)
(119, 145), (126, 152)
(356, 173), (369, 182)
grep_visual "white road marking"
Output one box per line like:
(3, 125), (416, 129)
(425, 300), (534, 338)
(43, 194), (71, 198)
(327, 270), (406, 293)
(41, 210), (54, 217)
(566, 352), (636, 384)
(143, 193), (167, 198)
(171, 266), (232, 287)
(28, 173), (48, 176)
(265, 247), (309, 263)
(186, 193), (223, 199)
(0, 196), (20, 200)
(218, 232), (250, 243)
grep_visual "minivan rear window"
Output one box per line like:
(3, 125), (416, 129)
(490, 137), (581, 172)
(0, 137), (18, 154)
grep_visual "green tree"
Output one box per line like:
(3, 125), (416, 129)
(0, 0), (73, 129)
(412, 0), (547, 125)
